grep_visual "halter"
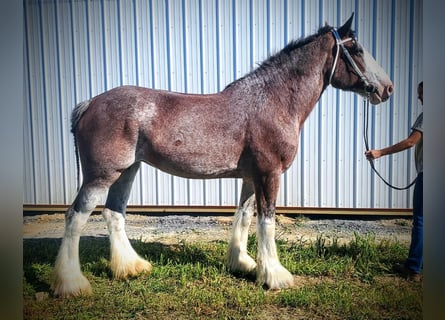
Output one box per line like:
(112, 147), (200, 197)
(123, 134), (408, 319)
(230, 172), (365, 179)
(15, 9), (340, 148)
(329, 28), (375, 93)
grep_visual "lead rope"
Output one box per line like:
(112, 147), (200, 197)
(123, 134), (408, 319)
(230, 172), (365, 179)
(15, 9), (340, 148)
(363, 97), (416, 190)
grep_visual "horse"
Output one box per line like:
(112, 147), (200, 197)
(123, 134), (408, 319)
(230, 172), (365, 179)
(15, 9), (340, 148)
(52, 13), (393, 297)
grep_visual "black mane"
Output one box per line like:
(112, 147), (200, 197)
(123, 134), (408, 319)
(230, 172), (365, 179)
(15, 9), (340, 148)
(224, 25), (335, 91)
(278, 25), (333, 56)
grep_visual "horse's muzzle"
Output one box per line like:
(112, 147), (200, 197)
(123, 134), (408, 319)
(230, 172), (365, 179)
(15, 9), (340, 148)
(380, 83), (394, 102)
(368, 81), (394, 104)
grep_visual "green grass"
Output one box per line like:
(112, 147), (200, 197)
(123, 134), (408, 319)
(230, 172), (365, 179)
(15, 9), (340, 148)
(23, 234), (422, 319)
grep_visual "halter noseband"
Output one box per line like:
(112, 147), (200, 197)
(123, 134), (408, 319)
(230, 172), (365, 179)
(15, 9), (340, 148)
(329, 28), (376, 93)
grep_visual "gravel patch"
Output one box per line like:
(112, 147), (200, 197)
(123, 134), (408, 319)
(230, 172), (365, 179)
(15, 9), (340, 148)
(23, 212), (412, 245)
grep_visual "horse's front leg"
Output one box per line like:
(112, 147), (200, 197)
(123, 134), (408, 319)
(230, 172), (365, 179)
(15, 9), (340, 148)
(227, 179), (256, 274)
(254, 173), (294, 289)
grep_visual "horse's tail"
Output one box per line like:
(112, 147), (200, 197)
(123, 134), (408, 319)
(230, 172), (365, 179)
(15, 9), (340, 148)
(71, 100), (91, 191)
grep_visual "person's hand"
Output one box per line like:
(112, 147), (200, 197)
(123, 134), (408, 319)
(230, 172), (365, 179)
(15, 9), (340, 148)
(365, 149), (382, 161)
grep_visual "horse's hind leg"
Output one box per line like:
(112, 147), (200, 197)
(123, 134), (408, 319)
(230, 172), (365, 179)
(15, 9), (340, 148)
(52, 183), (109, 297)
(102, 162), (152, 279)
(226, 179), (257, 274)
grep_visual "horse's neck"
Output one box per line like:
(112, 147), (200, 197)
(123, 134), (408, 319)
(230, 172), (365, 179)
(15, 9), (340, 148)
(283, 61), (329, 126)
(292, 75), (328, 127)
(223, 37), (331, 126)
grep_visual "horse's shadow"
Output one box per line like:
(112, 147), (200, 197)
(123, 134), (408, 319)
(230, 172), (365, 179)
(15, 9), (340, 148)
(23, 236), (230, 294)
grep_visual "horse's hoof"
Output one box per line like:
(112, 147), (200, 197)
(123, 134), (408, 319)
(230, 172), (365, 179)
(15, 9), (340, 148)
(257, 262), (294, 290)
(111, 256), (152, 279)
(226, 247), (257, 274)
(52, 274), (92, 297)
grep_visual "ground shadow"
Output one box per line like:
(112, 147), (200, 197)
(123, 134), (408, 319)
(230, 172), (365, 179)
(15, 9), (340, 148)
(23, 236), (231, 293)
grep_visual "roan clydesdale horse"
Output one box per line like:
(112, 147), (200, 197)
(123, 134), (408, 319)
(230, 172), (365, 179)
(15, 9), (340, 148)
(52, 14), (393, 296)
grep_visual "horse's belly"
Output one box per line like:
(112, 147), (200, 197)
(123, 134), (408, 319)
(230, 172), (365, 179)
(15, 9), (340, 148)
(140, 146), (242, 179)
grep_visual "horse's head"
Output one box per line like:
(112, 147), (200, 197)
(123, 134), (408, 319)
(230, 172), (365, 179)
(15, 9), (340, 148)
(328, 13), (393, 105)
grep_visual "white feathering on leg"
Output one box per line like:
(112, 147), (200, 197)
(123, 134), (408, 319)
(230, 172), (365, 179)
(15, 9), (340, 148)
(227, 205), (257, 273)
(256, 216), (294, 289)
(102, 209), (152, 279)
(52, 208), (92, 297)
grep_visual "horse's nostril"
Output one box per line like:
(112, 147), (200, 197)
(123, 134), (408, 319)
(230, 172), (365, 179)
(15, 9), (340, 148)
(387, 85), (394, 94)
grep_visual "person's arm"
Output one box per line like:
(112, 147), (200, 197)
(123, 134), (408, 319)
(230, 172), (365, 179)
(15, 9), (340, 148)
(365, 130), (422, 160)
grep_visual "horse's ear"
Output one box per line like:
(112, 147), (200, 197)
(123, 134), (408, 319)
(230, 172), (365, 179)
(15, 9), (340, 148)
(337, 13), (354, 38)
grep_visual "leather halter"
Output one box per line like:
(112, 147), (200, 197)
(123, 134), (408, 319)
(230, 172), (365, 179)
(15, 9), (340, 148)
(329, 28), (374, 93)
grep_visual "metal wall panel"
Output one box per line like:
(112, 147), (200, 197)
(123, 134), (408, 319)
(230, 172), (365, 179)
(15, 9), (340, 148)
(24, 0), (423, 209)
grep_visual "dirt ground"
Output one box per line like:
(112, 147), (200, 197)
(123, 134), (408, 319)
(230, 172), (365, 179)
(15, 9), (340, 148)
(23, 212), (412, 245)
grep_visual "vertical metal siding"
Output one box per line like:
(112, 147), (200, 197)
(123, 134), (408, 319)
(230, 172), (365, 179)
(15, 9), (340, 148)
(24, 0), (423, 209)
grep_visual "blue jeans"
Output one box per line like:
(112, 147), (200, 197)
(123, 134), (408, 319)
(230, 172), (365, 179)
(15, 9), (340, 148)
(405, 172), (423, 273)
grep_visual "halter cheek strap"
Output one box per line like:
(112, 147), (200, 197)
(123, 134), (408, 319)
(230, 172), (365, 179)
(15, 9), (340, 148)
(329, 28), (371, 90)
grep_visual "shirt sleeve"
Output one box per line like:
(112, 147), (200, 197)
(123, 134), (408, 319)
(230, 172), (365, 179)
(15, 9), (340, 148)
(411, 112), (423, 133)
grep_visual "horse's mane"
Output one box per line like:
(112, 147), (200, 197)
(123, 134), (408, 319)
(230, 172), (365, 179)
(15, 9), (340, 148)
(274, 25), (333, 58)
(224, 25), (335, 91)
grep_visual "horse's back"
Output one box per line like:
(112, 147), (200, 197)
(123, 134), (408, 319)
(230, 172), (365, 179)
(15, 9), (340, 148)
(75, 85), (248, 179)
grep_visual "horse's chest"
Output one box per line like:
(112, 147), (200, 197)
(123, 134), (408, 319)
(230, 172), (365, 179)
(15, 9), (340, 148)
(278, 140), (299, 171)
(251, 121), (300, 172)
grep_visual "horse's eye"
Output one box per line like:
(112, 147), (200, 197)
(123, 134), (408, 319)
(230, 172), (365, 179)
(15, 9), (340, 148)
(353, 45), (364, 56)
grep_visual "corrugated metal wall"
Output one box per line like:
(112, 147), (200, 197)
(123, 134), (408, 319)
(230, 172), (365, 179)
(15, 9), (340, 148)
(24, 0), (423, 209)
